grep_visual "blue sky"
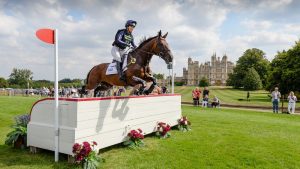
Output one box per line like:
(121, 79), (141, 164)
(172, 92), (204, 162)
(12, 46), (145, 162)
(0, 0), (300, 80)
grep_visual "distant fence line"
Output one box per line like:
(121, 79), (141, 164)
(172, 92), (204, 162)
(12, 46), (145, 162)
(0, 89), (29, 96)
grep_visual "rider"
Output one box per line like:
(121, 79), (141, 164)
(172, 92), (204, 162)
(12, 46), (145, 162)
(111, 20), (137, 81)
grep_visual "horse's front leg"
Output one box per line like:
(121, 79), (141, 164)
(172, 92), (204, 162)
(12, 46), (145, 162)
(144, 73), (157, 86)
(143, 74), (157, 94)
(132, 76), (148, 95)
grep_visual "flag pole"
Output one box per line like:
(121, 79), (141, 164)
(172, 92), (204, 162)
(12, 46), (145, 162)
(54, 29), (59, 162)
(171, 59), (175, 94)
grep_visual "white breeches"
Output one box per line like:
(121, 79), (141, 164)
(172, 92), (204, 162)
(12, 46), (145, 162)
(288, 102), (296, 114)
(202, 101), (208, 107)
(111, 46), (129, 62)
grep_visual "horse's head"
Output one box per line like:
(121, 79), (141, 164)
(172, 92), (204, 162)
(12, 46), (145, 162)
(151, 30), (173, 64)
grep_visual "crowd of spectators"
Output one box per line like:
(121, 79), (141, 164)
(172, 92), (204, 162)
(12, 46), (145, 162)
(192, 87), (220, 108)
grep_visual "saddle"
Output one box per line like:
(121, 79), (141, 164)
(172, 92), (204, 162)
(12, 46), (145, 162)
(106, 54), (134, 75)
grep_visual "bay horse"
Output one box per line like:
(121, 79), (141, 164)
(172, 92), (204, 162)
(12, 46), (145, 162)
(82, 30), (173, 97)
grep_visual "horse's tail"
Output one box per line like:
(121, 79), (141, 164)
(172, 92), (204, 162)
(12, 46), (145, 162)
(79, 65), (97, 97)
(85, 65), (97, 85)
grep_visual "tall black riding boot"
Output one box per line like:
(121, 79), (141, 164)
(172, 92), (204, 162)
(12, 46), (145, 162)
(116, 61), (125, 82)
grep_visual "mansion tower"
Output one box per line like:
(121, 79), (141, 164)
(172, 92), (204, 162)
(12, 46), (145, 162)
(183, 53), (234, 86)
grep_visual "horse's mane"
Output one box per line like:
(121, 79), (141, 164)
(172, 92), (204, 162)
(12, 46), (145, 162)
(136, 36), (157, 49)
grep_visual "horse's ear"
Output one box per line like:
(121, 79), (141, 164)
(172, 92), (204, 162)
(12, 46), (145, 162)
(158, 30), (162, 37)
(162, 32), (168, 38)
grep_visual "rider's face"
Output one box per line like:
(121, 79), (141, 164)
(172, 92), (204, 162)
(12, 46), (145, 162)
(127, 25), (135, 33)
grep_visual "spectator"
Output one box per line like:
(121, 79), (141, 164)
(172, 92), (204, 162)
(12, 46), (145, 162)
(271, 87), (281, 113)
(247, 91), (250, 101)
(211, 95), (220, 108)
(161, 86), (168, 94)
(203, 87), (209, 98)
(287, 91), (297, 114)
(192, 87), (201, 106)
(150, 86), (162, 95)
(202, 94), (209, 108)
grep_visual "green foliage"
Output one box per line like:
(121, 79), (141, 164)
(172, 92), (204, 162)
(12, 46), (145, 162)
(266, 41), (300, 95)
(231, 48), (269, 88)
(5, 114), (30, 146)
(175, 81), (184, 86)
(153, 73), (164, 79)
(0, 77), (8, 88)
(31, 79), (82, 88)
(59, 78), (72, 83)
(123, 138), (144, 148)
(32, 80), (53, 88)
(199, 77), (209, 87)
(82, 151), (102, 169)
(243, 67), (262, 90)
(8, 68), (33, 88)
(5, 125), (27, 146)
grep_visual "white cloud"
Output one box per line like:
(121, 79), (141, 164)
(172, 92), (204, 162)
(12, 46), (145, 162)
(284, 24), (300, 33)
(241, 19), (272, 30)
(258, 0), (293, 10)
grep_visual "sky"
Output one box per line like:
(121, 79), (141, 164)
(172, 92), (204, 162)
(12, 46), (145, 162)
(1, 0), (300, 80)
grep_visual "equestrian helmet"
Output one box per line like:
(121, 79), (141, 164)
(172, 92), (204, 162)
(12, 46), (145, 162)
(125, 20), (137, 27)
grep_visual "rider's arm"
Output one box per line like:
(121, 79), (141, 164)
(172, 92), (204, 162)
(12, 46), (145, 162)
(115, 30), (130, 48)
(131, 37), (137, 48)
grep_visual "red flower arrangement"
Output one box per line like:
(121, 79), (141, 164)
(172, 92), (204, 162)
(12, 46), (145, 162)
(156, 122), (171, 138)
(123, 128), (144, 148)
(178, 116), (191, 131)
(72, 141), (101, 169)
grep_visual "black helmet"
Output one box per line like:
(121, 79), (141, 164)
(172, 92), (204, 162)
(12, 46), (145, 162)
(125, 20), (137, 27)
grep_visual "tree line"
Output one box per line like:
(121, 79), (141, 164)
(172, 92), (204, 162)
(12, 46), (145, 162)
(0, 68), (82, 89)
(226, 40), (300, 97)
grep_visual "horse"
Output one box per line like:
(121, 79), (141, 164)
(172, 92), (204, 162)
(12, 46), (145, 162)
(81, 30), (173, 97)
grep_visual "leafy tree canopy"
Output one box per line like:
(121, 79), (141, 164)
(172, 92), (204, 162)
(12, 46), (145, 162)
(231, 48), (269, 88)
(266, 41), (300, 95)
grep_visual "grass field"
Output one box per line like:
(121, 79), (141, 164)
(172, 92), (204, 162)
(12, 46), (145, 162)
(1, 96), (300, 168)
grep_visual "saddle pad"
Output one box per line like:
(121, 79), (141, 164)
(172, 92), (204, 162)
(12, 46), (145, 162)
(105, 55), (129, 75)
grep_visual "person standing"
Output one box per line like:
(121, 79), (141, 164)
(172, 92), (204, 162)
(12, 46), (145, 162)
(203, 87), (209, 99)
(194, 87), (201, 106)
(287, 91), (297, 114)
(247, 91), (250, 101)
(192, 89), (198, 106)
(271, 87), (281, 113)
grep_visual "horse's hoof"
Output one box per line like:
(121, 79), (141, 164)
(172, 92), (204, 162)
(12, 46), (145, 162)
(143, 90), (150, 95)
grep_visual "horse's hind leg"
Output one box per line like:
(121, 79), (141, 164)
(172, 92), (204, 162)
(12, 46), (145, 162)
(94, 82), (113, 97)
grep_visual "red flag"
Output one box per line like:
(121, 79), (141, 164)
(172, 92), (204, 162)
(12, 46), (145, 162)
(36, 29), (55, 44)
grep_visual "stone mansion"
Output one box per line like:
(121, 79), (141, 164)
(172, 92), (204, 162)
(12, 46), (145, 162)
(182, 53), (234, 86)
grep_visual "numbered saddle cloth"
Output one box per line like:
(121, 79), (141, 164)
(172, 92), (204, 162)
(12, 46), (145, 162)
(106, 55), (128, 75)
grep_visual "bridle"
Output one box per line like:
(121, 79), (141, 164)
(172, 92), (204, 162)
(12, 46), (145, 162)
(131, 37), (170, 59)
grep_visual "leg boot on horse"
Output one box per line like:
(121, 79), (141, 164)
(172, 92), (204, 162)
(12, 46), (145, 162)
(116, 61), (126, 82)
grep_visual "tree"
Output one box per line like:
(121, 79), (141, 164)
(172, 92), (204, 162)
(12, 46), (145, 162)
(59, 78), (72, 83)
(0, 77), (8, 88)
(175, 81), (184, 86)
(199, 77), (209, 87)
(8, 68), (33, 88)
(243, 67), (262, 90)
(32, 80), (52, 88)
(266, 41), (300, 96)
(153, 73), (164, 79)
(226, 73), (240, 88)
(231, 48), (269, 88)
